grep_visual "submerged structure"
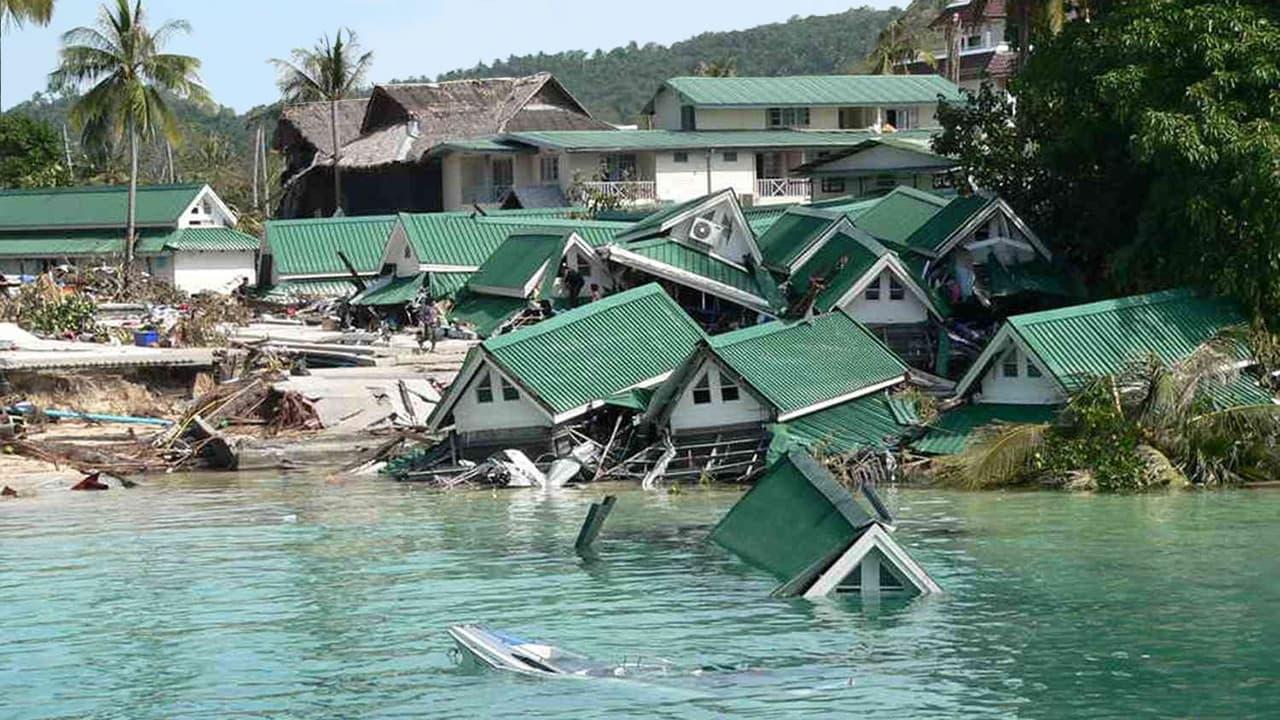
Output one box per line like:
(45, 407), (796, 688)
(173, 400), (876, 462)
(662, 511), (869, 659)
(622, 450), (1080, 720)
(711, 448), (939, 599)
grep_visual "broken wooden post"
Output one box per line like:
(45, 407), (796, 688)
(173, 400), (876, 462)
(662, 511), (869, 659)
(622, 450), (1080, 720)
(575, 495), (617, 554)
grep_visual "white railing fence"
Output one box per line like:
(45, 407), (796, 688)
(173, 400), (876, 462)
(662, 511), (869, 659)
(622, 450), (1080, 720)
(756, 177), (812, 199)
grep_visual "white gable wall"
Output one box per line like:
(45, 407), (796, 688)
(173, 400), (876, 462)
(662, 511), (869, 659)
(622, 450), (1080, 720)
(382, 224), (419, 278)
(973, 343), (1062, 404)
(668, 199), (756, 264)
(841, 269), (930, 324)
(453, 361), (552, 433)
(669, 361), (771, 434)
(654, 151), (754, 203)
(172, 251), (257, 294)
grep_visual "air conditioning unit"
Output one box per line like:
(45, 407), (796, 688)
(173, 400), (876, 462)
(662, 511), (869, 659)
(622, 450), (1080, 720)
(689, 217), (725, 245)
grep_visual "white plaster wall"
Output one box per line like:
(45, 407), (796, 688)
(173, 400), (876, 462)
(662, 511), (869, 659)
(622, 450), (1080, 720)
(655, 150), (754, 203)
(172, 251), (256, 294)
(177, 188), (235, 228)
(695, 108), (767, 130)
(842, 269), (930, 324)
(810, 107), (840, 129)
(560, 246), (613, 296)
(669, 363), (771, 433)
(512, 155), (538, 186)
(651, 88), (685, 130)
(442, 154), (463, 211)
(384, 225), (418, 277)
(918, 104), (939, 128)
(974, 345), (1063, 404)
(454, 363), (551, 433)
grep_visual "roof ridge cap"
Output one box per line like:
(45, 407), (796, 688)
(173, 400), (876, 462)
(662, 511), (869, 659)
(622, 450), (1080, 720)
(1010, 288), (1200, 325)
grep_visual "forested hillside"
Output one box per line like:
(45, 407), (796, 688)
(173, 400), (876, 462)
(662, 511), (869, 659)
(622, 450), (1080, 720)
(422, 3), (940, 123)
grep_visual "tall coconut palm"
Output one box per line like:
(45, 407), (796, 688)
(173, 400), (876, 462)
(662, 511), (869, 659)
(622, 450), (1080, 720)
(695, 58), (737, 78)
(0, 0), (55, 108)
(270, 29), (372, 216)
(49, 0), (208, 267)
(867, 18), (934, 75)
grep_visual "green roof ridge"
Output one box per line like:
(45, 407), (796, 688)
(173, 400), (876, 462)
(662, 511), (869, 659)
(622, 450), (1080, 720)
(484, 283), (669, 350)
(1007, 288), (1202, 328)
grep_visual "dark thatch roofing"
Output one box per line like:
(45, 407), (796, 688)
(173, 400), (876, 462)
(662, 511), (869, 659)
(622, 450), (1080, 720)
(274, 98), (371, 157)
(335, 72), (612, 169)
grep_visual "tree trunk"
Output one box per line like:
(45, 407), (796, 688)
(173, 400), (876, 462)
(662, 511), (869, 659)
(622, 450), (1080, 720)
(330, 98), (341, 216)
(251, 125), (260, 211)
(126, 122), (138, 270)
(1019, 3), (1032, 70)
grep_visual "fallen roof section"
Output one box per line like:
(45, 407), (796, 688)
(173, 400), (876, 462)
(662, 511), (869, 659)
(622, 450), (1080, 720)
(911, 403), (1059, 456)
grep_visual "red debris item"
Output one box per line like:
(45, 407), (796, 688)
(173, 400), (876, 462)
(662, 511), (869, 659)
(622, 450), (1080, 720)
(70, 472), (109, 491)
(1, 486), (16, 498)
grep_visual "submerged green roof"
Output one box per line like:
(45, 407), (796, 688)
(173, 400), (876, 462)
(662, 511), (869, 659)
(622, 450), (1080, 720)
(0, 183), (207, 231)
(660, 74), (964, 107)
(1005, 289), (1246, 391)
(482, 284), (704, 414)
(710, 448), (875, 584)
(851, 186), (949, 248)
(756, 207), (841, 270)
(912, 403), (1060, 456)
(265, 215), (396, 276)
(466, 231), (569, 296)
(708, 310), (907, 417)
(770, 392), (919, 461)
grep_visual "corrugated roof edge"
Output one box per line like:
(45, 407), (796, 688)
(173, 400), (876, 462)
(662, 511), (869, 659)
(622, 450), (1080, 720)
(482, 283), (683, 351)
(0, 182), (206, 197)
(1007, 288), (1210, 328)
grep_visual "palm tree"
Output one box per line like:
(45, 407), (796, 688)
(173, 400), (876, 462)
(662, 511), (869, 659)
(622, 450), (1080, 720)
(939, 342), (1280, 491)
(694, 58), (737, 78)
(270, 28), (372, 216)
(0, 0), (55, 108)
(867, 18), (934, 75)
(49, 0), (208, 267)
(966, 0), (1069, 69)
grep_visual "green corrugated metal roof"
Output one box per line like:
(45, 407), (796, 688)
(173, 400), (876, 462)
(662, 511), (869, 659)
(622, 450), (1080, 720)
(912, 403), (1059, 456)
(506, 129), (921, 152)
(623, 191), (719, 238)
(0, 183), (206, 230)
(708, 310), (906, 417)
(756, 208), (840, 270)
(401, 213), (627, 268)
(483, 284), (704, 414)
(429, 271), (471, 299)
(1007, 289), (1246, 391)
(265, 215), (397, 276)
(769, 392), (917, 461)
(258, 278), (363, 301)
(662, 75), (964, 107)
(448, 292), (528, 338)
(710, 448), (874, 583)
(467, 231), (568, 295)
(986, 259), (1082, 299)
(618, 237), (781, 307)
(795, 134), (952, 176)
(603, 386), (656, 412)
(351, 273), (425, 306)
(851, 186), (949, 247)
(1203, 373), (1277, 409)
(788, 228), (889, 309)
(902, 194), (991, 256)
(136, 227), (260, 253)
(0, 233), (128, 257)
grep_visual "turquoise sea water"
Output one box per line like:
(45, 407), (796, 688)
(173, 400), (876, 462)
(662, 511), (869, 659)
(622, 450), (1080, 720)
(1, 475), (1278, 719)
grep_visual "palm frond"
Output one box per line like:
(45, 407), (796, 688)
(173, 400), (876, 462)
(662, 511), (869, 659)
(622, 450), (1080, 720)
(1135, 443), (1190, 489)
(937, 422), (1050, 489)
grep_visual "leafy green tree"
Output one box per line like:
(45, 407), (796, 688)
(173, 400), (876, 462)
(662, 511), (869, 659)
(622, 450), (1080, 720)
(0, 114), (68, 187)
(0, 0), (55, 108)
(49, 0), (209, 267)
(270, 28), (372, 216)
(935, 0), (1280, 320)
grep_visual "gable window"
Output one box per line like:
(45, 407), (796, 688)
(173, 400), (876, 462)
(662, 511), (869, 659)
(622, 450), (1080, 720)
(673, 151), (689, 164)
(719, 373), (740, 403)
(476, 373), (494, 404)
(1001, 351), (1020, 378)
(680, 105), (697, 130)
(767, 107), (810, 128)
(692, 374), (712, 405)
(1026, 358), (1043, 378)
(821, 178), (846, 194)
(403, 244), (411, 259)
(540, 155), (559, 183)
(889, 276), (905, 300)
(501, 378), (520, 402)
(722, 151), (737, 163)
(864, 277), (882, 301)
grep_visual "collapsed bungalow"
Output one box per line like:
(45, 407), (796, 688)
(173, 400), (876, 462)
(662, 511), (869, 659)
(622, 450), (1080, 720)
(636, 310), (917, 479)
(274, 73), (613, 218)
(425, 284), (704, 460)
(917, 288), (1274, 454)
(0, 184), (258, 294)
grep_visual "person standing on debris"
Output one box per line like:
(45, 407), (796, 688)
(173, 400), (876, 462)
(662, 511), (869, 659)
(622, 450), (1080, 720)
(563, 263), (585, 308)
(418, 297), (439, 354)
(232, 277), (250, 304)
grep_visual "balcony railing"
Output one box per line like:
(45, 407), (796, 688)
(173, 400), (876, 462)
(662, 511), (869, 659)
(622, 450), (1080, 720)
(576, 180), (657, 203)
(756, 177), (812, 199)
(462, 184), (513, 205)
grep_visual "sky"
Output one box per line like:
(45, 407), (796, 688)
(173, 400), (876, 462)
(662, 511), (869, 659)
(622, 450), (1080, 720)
(0, 0), (903, 113)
